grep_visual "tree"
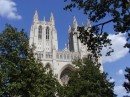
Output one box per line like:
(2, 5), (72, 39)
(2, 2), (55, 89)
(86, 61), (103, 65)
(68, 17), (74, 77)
(64, 0), (130, 58)
(0, 25), (59, 97)
(61, 58), (116, 97)
(124, 67), (130, 94)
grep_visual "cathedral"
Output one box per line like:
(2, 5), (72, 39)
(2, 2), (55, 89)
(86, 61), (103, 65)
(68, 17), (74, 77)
(29, 10), (103, 84)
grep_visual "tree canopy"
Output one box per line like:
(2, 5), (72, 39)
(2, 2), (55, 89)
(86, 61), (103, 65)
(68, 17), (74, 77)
(59, 58), (116, 97)
(0, 25), (59, 97)
(64, 0), (130, 58)
(64, 1), (130, 95)
(124, 67), (130, 95)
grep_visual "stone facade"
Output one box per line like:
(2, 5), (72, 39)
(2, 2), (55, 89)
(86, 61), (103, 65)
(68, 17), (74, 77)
(29, 10), (103, 84)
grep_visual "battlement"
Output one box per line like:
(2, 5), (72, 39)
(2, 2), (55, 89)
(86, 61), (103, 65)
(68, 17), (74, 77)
(35, 50), (80, 62)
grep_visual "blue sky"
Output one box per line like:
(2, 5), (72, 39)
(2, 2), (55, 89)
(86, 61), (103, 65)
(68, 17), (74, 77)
(0, 0), (130, 96)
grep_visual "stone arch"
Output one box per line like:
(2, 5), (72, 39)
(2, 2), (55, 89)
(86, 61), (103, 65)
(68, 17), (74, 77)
(59, 64), (75, 85)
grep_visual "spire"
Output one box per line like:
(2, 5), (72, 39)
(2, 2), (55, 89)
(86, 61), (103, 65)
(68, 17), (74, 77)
(43, 16), (45, 22)
(86, 19), (91, 31)
(33, 10), (39, 23)
(65, 44), (67, 49)
(64, 43), (69, 51)
(82, 22), (84, 26)
(87, 19), (91, 28)
(73, 16), (78, 29)
(68, 25), (71, 33)
(50, 12), (55, 25)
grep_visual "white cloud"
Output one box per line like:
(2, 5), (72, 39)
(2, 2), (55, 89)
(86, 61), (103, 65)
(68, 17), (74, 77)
(118, 79), (124, 84)
(0, 0), (21, 19)
(114, 85), (125, 96)
(114, 85), (130, 97)
(109, 78), (115, 82)
(117, 69), (124, 75)
(102, 34), (129, 63)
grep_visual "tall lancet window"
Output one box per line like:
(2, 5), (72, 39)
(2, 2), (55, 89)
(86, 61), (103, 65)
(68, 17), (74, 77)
(38, 25), (42, 40)
(46, 27), (49, 40)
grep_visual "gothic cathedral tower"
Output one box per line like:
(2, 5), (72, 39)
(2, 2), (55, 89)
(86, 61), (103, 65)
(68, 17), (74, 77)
(29, 10), (58, 52)
(68, 16), (89, 58)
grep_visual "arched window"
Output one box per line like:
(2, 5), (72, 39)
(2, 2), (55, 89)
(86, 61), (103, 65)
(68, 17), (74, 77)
(67, 54), (69, 59)
(46, 27), (49, 40)
(38, 26), (42, 40)
(56, 53), (59, 59)
(64, 54), (66, 59)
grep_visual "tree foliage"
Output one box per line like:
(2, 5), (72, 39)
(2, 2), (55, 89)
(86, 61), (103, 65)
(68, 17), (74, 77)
(0, 25), (59, 97)
(64, 0), (130, 58)
(124, 67), (130, 94)
(60, 58), (116, 97)
(64, 1), (130, 95)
